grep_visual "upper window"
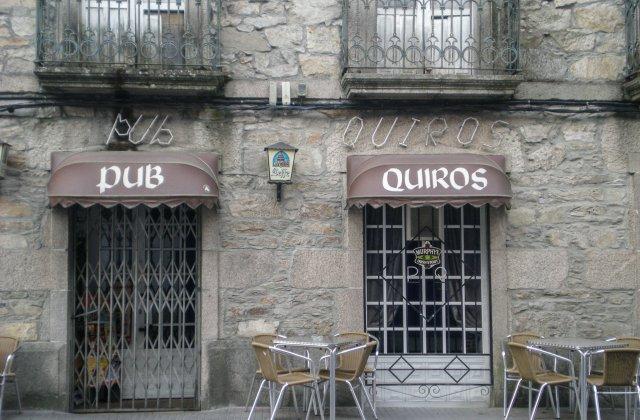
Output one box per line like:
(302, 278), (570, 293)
(625, 0), (640, 100)
(342, 0), (522, 99)
(37, 0), (220, 69)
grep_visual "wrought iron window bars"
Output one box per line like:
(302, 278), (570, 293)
(341, 0), (521, 74)
(37, 0), (221, 70)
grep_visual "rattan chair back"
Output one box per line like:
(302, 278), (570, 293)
(600, 348), (640, 387)
(0, 337), (18, 374)
(506, 332), (543, 371)
(335, 332), (370, 371)
(613, 337), (640, 350)
(339, 341), (377, 382)
(508, 342), (543, 382)
(251, 342), (281, 383)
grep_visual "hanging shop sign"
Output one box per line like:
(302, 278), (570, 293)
(342, 116), (511, 150)
(106, 113), (174, 146)
(413, 241), (442, 269)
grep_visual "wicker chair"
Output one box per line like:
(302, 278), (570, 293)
(588, 348), (640, 420)
(501, 333), (544, 417)
(244, 334), (306, 413)
(334, 332), (379, 416)
(505, 342), (580, 420)
(247, 342), (324, 420)
(0, 337), (21, 417)
(319, 341), (377, 420)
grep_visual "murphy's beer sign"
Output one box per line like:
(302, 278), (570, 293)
(413, 241), (442, 269)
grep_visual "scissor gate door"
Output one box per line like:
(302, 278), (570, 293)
(70, 205), (200, 411)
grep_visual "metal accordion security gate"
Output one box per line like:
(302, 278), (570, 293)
(364, 204), (491, 405)
(70, 204), (200, 412)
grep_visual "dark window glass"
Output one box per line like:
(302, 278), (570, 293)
(446, 279), (463, 301)
(366, 306), (383, 328)
(407, 306), (422, 327)
(386, 279), (403, 302)
(426, 331), (443, 353)
(366, 228), (383, 250)
(444, 228), (461, 249)
(445, 252), (462, 277)
(387, 305), (404, 327)
(424, 305), (443, 328)
(466, 331), (482, 354)
(464, 228), (480, 250)
(465, 279), (482, 302)
(425, 280), (442, 302)
(464, 253), (481, 277)
(463, 205), (480, 225)
(387, 254), (403, 276)
(407, 332), (422, 354)
(406, 281), (422, 301)
(386, 206), (403, 225)
(444, 206), (461, 225)
(447, 331), (463, 353)
(447, 305), (463, 328)
(366, 206), (383, 225)
(366, 252), (383, 276)
(367, 278), (383, 302)
(386, 228), (403, 250)
(388, 330), (404, 353)
(465, 305), (482, 328)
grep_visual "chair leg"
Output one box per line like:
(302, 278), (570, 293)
(528, 381), (533, 418)
(270, 384), (288, 420)
(313, 382), (325, 420)
(0, 378), (6, 420)
(547, 385), (559, 419)
(248, 379), (267, 420)
(347, 381), (366, 420)
(505, 378), (522, 420)
(291, 385), (299, 413)
(359, 377), (378, 419)
(244, 374), (258, 412)
(503, 371), (508, 417)
(13, 380), (20, 414)
(592, 385), (602, 420)
(530, 384), (547, 420)
(372, 374), (377, 412)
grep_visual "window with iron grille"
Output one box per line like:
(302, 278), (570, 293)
(37, 0), (221, 69)
(364, 204), (489, 356)
(343, 0), (520, 75)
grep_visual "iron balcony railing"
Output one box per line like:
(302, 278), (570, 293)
(627, 0), (640, 76)
(37, 0), (221, 70)
(341, 0), (521, 75)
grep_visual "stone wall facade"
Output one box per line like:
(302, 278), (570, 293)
(0, 0), (639, 412)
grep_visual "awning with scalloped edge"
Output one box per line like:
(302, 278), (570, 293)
(346, 154), (511, 209)
(48, 151), (219, 209)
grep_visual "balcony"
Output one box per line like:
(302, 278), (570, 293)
(340, 0), (523, 100)
(625, 0), (640, 100)
(35, 0), (225, 97)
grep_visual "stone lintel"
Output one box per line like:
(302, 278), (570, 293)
(341, 71), (522, 101)
(35, 65), (228, 97)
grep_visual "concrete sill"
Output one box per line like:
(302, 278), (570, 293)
(35, 65), (228, 97)
(342, 71), (523, 101)
(623, 74), (640, 102)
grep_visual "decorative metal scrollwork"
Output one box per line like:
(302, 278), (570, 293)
(36, 0), (221, 70)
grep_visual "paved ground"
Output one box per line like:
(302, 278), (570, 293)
(2, 406), (634, 419)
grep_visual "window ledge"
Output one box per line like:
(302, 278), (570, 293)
(35, 65), (228, 97)
(342, 71), (523, 101)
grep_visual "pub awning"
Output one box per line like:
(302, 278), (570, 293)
(346, 154), (511, 209)
(48, 151), (219, 209)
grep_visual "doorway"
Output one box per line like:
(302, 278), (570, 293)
(69, 205), (200, 411)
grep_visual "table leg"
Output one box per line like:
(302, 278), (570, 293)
(330, 348), (336, 420)
(579, 351), (588, 420)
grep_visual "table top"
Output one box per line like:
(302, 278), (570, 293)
(528, 337), (628, 352)
(273, 336), (361, 349)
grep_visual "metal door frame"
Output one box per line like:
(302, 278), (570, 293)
(67, 204), (202, 412)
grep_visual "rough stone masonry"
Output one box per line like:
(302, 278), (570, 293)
(0, 0), (639, 412)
